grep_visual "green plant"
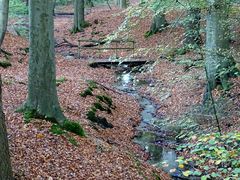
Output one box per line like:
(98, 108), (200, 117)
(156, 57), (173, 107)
(67, 136), (78, 146)
(63, 120), (85, 136)
(50, 123), (81, 146)
(23, 109), (38, 123)
(86, 109), (113, 128)
(56, 0), (72, 5)
(50, 124), (65, 135)
(9, 0), (28, 16)
(86, 110), (97, 122)
(80, 88), (93, 97)
(56, 76), (67, 86)
(87, 80), (98, 89)
(176, 132), (240, 179)
(93, 102), (105, 111)
(96, 95), (113, 107)
(0, 60), (12, 68)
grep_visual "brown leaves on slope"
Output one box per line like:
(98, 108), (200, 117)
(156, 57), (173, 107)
(0, 5), (171, 179)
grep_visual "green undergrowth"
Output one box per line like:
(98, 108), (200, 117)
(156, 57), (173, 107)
(9, 0), (28, 17)
(176, 132), (240, 179)
(51, 121), (84, 136)
(80, 80), (114, 128)
(50, 124), (81, 146)
(22, 108), (85, 138)
(56, 76), (67, 86)
(0, 59), (12, 68)
(80, 80), (97, 97)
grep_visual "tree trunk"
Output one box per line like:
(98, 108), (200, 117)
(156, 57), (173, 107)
(53, 0), (56, 15)
(0, 0), (9, 47)
(184, 8), (201, 47)
(25, 0), (66, 124)
(0, 76), (13, 180)
(73, 0), (85, 33)
(115, 0), (120, 6)
(120, 0), (127, 8)
(145, 13), (168, 37)
(204, 0), (236, 102)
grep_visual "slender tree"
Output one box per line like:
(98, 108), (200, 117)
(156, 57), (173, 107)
(0, 76), (13, 180)
(204, 0), (237, 102)
(0, 0), (9, 47)
(120, 0), (127, 8)
(24, 0), (66, 124)
(73, 0), (85, 33)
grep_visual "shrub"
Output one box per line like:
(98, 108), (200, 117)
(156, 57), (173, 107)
(63, 120), (85, 136)
(80, 88), (93, 97)
(9, 0), (28, 16)
(50, 124), (65, 135)
(56, 76), (67, 86)
(96, 95), (113, 107)
(0, 60), (12, 68)
(176, 132), (240, 179)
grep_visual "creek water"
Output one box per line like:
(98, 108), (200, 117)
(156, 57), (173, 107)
(115, 69), (185, 179)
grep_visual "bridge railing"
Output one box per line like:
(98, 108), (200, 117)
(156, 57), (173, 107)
(77, 39), (135, 58)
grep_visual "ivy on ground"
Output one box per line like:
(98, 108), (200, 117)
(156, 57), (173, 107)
(175, 132), (240, 179)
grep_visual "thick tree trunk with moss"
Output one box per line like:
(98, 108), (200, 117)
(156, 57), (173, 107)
(0, 0), (9, 47)
(146, 13), (168, 37)
(25, 0), (66, 124)
(204, 0), (236, 103)
(0, 77), (13, 180)
(184, 8), (201, 47)
(73, 0), (85, 33)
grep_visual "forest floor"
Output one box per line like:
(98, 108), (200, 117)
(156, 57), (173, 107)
(0, 1), (240, 179)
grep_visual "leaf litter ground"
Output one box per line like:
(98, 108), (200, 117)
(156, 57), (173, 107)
(1, 1), (240, 179)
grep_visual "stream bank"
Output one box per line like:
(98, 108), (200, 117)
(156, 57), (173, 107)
(114, 65), (185, 179)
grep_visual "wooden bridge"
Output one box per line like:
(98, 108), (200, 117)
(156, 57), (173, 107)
(76, 38), (153, 67)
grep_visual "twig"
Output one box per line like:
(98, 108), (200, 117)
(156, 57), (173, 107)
(204, 66), (222, 135)
(106, 0), (112, 10)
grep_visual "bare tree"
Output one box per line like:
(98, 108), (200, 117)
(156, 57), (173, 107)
(0, 0), (9, 47)
(0, 76), (13, 179)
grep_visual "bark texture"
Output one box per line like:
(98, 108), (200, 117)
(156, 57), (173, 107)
(0, 76), (13, 180)
(73, 0), (85, 32)
(204, 0), (236, 102)
(120, 0), (127, 8)
(26, 0), (65, 124)
(0, 0), (9, 47)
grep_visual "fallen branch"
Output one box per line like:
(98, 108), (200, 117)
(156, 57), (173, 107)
(55, 38), (78, 48)
(95, 81), (122, 95)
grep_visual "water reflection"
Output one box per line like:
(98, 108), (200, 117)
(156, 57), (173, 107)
(115, 68), (180, 178)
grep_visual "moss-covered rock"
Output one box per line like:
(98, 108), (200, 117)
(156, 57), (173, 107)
(86, 109), (113, 128)
(62, 120), (85, 136)
(80, 87), (93, 97)
(96, 95), (113, 107)
(0, 59), (11, 68)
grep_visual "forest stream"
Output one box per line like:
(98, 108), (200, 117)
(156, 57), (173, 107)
(114, 65), (185, 179)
